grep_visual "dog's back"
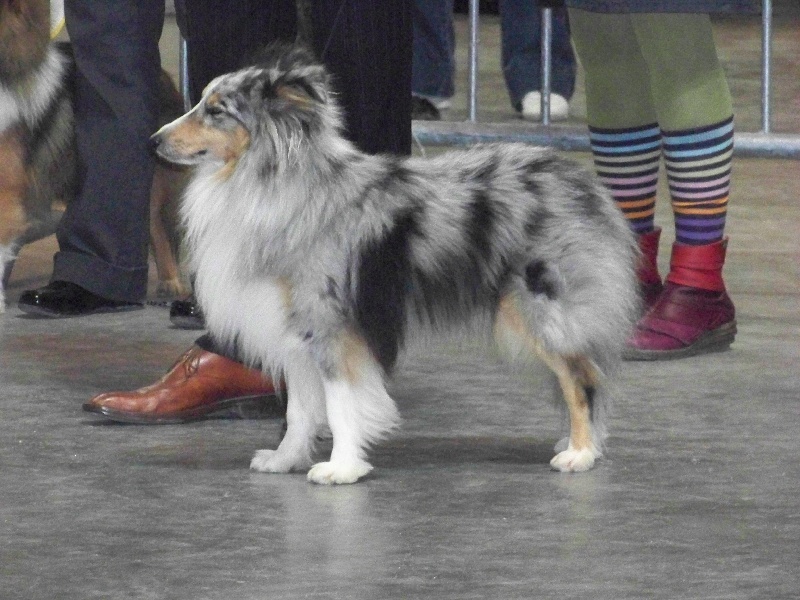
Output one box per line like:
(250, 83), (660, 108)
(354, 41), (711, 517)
(289, 143), (639, 374)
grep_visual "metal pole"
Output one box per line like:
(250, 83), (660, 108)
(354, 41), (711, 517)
(760, 0), (772, 133)
(179, 36), (191, 112)
(540, 8), (553, 125)
(467, 0), (480, 122)
(411, 121), (800, 159)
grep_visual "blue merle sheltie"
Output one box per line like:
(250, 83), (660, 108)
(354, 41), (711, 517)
(151, 42), (639, 485)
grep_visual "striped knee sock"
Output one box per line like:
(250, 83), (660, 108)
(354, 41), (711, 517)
(589, 124), (662, 235)
(663, 116), (733, 246)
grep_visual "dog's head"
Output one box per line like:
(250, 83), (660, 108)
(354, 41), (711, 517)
(0, 0), (51, 81)
(151, 43), (341, 177)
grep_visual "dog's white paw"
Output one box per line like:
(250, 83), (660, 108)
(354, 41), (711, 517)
(306, 460), (373, 485)
(550, 446), (599, 473)
(250, 449), (309, 473)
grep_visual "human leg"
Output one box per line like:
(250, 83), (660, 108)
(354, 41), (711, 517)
(176, 0), (296, 105)
(19, 0), (164, 314)
(625, 13), (736, 359)
(500, 0), (575, 118)
(411, 0), (455, 114)
(315, 0), (413, 154)
(85, 0), (413, 423)
(170, 0), (413, 327)
(568, 9), (664, 306)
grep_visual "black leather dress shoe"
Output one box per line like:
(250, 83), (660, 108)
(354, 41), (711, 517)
(169, 296), (205, 329)
(18, 281), (143, 318)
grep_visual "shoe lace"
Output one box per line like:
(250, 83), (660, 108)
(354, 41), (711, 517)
(165, 346), (203, 379)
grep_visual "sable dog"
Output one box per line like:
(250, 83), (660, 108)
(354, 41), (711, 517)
(0, 0), (187, 311)
(151, 43), (639, 485)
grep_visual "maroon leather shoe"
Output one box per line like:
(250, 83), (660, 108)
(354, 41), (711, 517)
(624, 240), (736, 360)
(83, 346), (285, 424)
(624, 282), (736, 360)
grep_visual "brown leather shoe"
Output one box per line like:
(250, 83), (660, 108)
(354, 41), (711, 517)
(83, 346), (285, 424)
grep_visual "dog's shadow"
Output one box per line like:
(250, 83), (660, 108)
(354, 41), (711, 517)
(112, 431), (556, 472)
(370, 435), (556, 469)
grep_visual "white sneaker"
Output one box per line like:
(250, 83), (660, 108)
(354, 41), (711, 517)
(414, 94), (452, 110)
(520, 91), (569, 121)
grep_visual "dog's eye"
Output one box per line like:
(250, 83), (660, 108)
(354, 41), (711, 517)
(205, 105), (226, 118)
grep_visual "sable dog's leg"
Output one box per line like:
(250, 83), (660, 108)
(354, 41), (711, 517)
(250, 356), (326, 474)
(0, 133), (28, 312)
(149, 164), (187, 297)
(307, 334), (400, 485)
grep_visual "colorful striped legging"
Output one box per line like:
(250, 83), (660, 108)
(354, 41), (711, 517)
(567, 10), (734, 245)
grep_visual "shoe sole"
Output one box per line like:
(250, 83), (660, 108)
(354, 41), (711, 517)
(169, 314), (205, 330)
(18, 303), (144, 318)
(623, 321), (737, 361)
(82, 393), (285, 425)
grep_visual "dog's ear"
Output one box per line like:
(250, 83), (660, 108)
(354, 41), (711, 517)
(270, 76), (326, 109)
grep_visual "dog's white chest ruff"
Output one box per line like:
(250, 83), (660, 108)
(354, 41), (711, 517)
(0, 49), (66, 133)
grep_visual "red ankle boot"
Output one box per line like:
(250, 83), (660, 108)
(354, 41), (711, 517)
(624, 239), (736, 360)
(636, 228), (664, 311)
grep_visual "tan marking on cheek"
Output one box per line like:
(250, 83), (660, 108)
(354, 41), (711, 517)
(214, 125), (250, 181)
(163, 117), (214, 156)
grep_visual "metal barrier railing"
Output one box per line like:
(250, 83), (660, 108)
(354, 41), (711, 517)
(414, 0), (800, 159)
(177, 0), (799, 158)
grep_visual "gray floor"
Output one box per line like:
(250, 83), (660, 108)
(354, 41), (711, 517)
(2, 8), (799, 600)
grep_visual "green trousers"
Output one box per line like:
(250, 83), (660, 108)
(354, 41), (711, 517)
(567, 10), (733, 130)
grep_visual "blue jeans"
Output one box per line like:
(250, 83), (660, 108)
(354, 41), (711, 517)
(413, 0), (575, 107)
(412, 0), (455, 99)
(500, 0), (576, 109)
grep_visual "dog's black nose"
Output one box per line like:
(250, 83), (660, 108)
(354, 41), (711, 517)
(149, 134), (162, 155)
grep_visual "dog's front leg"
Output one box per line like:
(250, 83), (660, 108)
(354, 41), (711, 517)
(306, 340), (400, 485)
(250, 356), (326, 474)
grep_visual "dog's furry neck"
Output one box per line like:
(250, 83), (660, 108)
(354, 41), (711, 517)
(0, 45), (68, 133)
(184, 132), (373, 277)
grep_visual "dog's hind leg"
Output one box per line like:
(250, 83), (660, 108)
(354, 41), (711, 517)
(494, 295), (602, 472)
(306, 333), (400, 485)
(543, 355), (601, 472)
(250, 356), (326, 474)
(0, 141), (28, 313)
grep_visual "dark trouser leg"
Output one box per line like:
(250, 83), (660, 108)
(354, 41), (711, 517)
(55, 0), (165, 302)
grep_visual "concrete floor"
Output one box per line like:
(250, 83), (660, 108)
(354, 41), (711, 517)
(2, 8), (799, 600)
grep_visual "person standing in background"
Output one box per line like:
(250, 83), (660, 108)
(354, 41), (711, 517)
(84, 0), (414, 424)
(412, 0), (576, 121)
(19, 0), (165, 317)
(564, 0), (759, 359)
